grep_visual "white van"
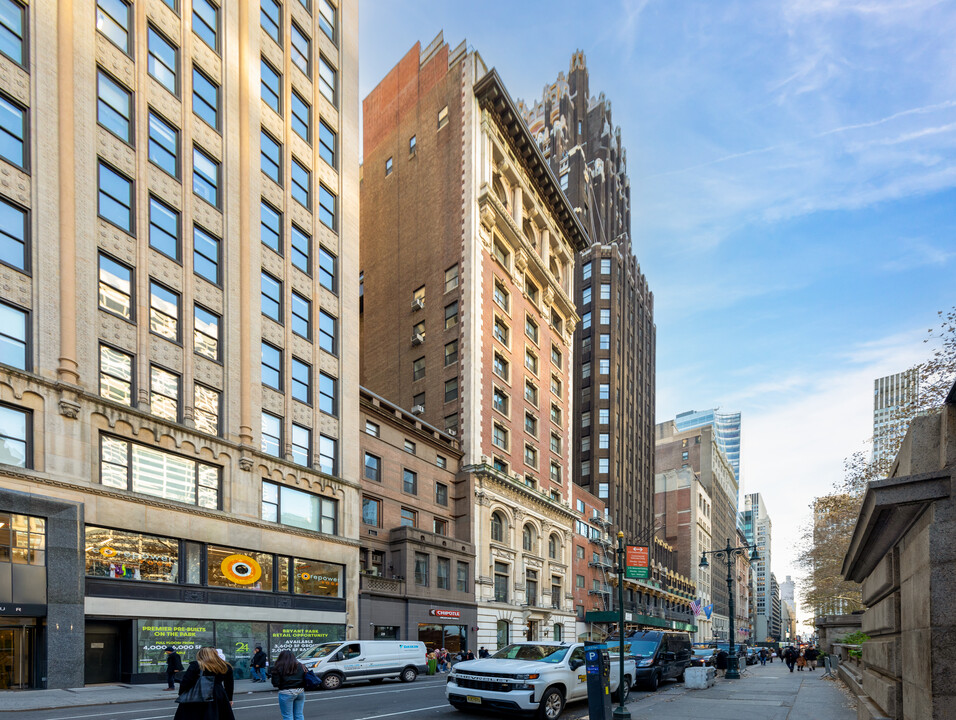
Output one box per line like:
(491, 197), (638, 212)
(297, 640), (427, 690)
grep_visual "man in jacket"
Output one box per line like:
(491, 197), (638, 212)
(250, 645), (268, 682)
(163, 647), (183, 690)
(805, 645), (819, 671)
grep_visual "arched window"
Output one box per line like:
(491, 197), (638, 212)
(522, 524), (534, 552)
(496, 619), (509, 649)
(548, 534), (558, 560)
(491, 512), (504, 543)
(553, 623), (563, 642)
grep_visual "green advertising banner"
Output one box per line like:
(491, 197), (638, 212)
(137, 620), (215, 674)
(268, 623), (346, 659)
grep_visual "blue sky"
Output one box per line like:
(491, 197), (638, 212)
(360, 0), (956, 620)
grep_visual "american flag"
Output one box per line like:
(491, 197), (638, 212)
(690, 598), (703, 617)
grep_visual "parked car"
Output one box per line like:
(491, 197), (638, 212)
(446, 641), (634, 719)
(608, 631), (693, 691)
(690, 648), (716, 667)
(297, 640), (427, 690)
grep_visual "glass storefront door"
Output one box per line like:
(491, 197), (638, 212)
(0, 622), (34, 689)
(417, 624), (467, 654)
(216, 622), (269, 680)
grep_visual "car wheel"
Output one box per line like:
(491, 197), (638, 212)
(537, 686), (565, 720)
(613, 676), (631, 703)
(400, 667), (418, 683)
(645, 671), (659, 691)
(321, 673), (343, 691)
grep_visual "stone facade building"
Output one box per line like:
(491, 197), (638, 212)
(360, 34), (586, 649)
(520, 52), (656, 552)
(0, 0), (359, 688)
(356, 387), (476, 651)
(743, 492), (774, 641)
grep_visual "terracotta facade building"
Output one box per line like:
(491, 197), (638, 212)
(0, 0), (360, 688)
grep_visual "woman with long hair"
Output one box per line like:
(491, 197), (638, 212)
(174, 647), (235, 720)
(270, 650), (306, 720)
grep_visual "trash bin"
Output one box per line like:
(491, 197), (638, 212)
(427, 657), (437, 675)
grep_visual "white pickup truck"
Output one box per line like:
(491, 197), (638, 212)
(446, 641), (635, 719)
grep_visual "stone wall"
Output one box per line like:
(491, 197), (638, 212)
(841, 387), (956, 720)
(815, 613), (862, 655)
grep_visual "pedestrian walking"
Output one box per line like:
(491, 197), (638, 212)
(250, 645), (268, 683)
(173, 647), (235, 720)
(715, 649), (728, 677)
(478, 647), (490, 659)
(796, 649), (807, 671)
(271, 650), (306, 720)
(759, 648), (767, 666)
(465, 649), (475, 661)
(784, 646), (797, 672)
(164, 647), (184, 691)
(805, 646), (819, 671)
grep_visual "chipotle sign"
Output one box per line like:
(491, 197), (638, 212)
(429, 609), (461, 619)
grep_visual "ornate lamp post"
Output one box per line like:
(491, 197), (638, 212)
(699, 538), (759, 680)
(613, 530), (630, 719)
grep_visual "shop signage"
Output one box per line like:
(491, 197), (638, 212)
(0, 604), (46, 616)
(269, 623), (346, 657)
(137, 620), (215, 673)
(429, 609), (461, 619)
(625, 546), (649, 579)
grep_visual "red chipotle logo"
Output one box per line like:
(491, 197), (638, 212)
(429, 609), (461, 619)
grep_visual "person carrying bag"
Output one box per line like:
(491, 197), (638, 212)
(271, 650), (307, 720)
(174, 647), (235, 720)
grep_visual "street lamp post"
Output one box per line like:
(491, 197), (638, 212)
(699, 538), (759, 681)
(613, 530), (630, 720)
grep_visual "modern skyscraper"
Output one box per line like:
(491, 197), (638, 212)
(521, 52), (656, 548)
(770, 572), (781, 641)
(872, 369), (920, 467)
(0, 0), (360, 688)
(675, 408), (742, 485)
(360, 33), (585, 648)
(745, 493), (774, 641)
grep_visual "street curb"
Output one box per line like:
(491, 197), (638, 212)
(0, 687), (276, 713)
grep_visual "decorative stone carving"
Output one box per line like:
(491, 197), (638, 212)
(58, 398), (80, 419)
(515, 249), (529, 273)
(238, 455), (254, 471)
(543, 286), (554, 308)
(480, 203), (496, 232)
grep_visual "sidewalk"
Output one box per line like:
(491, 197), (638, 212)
(0, 679), (274, 712)
(615, 659), (857, 720)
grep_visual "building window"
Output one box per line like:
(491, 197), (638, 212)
(525, 380), (538, 406)
(0, 303), (28, 369)
(599, 433), (609, 449)
(444, 301), (459, 330)
(318, 434), (337, 475)
(582, 311), (591, 330)
(438, 105), (449, 129)
(318, 372), (336, 415)
(433, 481), (448, 506)
(291, 423), (311, 466)
(98, 161), (133, 233)
(409, 134), (417, 154)
(385, 157), (393, 176)
(525, 348), (538, 375)
(493, 239), (510, 267)
(318, 56), (336, 104)
(444, 378), (458, 403)
(148, 197), (179, 260)
(290, 356), (311, 404)
(550, 403), (562, 425)
(401, 507), (417, 528)
(493, 317), (509, 345)
(0, 197), (27, 271)
(550, 461), (561, 484)
(550, 433), (561, 454)
(260, 0), (281, 43)
(319, 309), (336, 355)
(319, 121), (336, 167)
(192, 0), (218, 50)
(492, 423), (508, 450)
(457, 562), (469, 593)
(261, 271), (281, 321)
(97, 0), (129, 54)
(524, 444), (538, 469)
(261, 411), (281, 457)
(491, 511), (504, 542)
(193, 147), (220, 207)
(493, 352), (508, 381)
(319, 184), (337, 229)
(414, 553), (428, 585)
(525, 412), (537, 436)
(101, 434), (219, 507)
(147, 26), (178, 95)
(525, 279), (539, 305)
(445, 265), (459, 293)
(260, 200), (281, 254)
(437, 557), (450, 589)
(363, 452), (380, 482)
(291, 291), (311, 339)
(260, 129), (282, 184)
(261, 57), (281, 113)
(362, 496), (381, 526)
(150, 366), (180, 422)
(194, 305), (220, 361)
(526, 315), (539, 344)
(99, 344), (133, 405)
(522, 524), (534, 552)
(96, 71), (131, 144)
(149, 281), (180, 341)
(493, 387), (508, 414)
(291, 89), (311, 143)
(598, 383), (609, 400)
(599, 333), (610, 350)
(263, 480), (337, 535)
(493, 562), (508, 602)
(318, 246), (337, 292)
(261, 342), (282, 390)
(98, 253), (133, 320)
(194, 384), (220, 435)
(318, 0), (335, 39)
(290, 21), (310, 74)
(403, 469), (417, 494)
(582, 286), (591, 306)
(493, 279), (509, 311)
(193, 67), (219, 129)
(194, 226), (220, 284)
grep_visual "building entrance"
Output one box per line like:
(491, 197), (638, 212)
(0, 621), (35, 689)
(417, 624), (467, 654)
(85, 621), (125, 684)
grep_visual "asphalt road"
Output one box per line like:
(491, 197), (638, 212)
(4, 674), (687, 720)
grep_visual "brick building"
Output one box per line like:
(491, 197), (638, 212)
(357, 387), (476, 651)
(0, 0), (359, 687)
(360, 33), (587, 647)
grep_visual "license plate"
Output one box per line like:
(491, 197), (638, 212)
(466, 696), (482, 704)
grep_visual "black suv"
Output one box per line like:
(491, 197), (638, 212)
(608, 631), (693, 691)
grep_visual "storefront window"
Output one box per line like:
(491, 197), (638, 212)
(184, 541), (202, 584)
(374, 626), (399, 640)
(293, 559), (342, 597)
(137, 620), (214, 674)
(277, 556), (290, 592)
(207, 545), (273, 591)
(269, 623), (345, 659)
(216, 621), (269, 680)
(0, 513), (45, 565)
(419, 623), (466, 653)
(85, 526), (177, 582)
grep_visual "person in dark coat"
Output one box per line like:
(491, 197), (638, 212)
(271, 650), (306, 720)
(714, 649), (729, 677)
(250, 646), (268, 682)
(805, 646), (819, 671)
(174, 647), (235, 720)
(478, 647), (490, 659)
(783, 645), (797, 672)
(164, 647), (184, 690)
